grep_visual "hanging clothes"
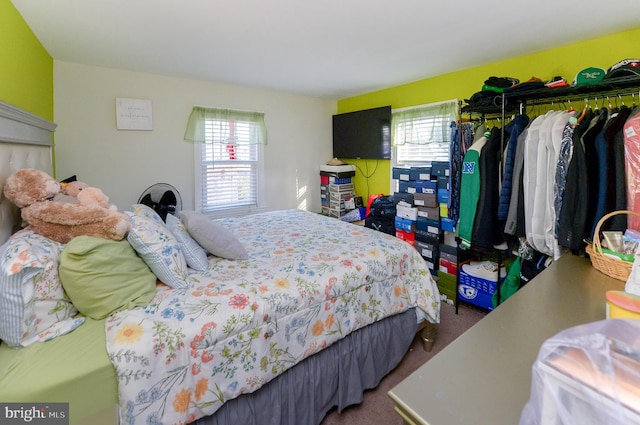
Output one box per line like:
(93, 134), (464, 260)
(472, 126), (504, 248)
(603, 105), (631, 231)
(523, 112), (550, 250)
(497, 114), (529, 221)
(504, 123), (530, 238)
(553, 117), (575, 236)
(557, 108), (593, 252)
(457, 131), (487, 249)
(581, 108), (609, 240)
(624, 107), (640, 231)
(449, 121), (474, 224)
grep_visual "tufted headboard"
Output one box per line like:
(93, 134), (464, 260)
(0, 100), (56, 245)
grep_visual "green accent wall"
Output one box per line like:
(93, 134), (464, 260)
(0, 0), (53, 121)
(337, 27), (640, 200)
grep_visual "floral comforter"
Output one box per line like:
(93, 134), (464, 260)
(105, 209), (440, 425)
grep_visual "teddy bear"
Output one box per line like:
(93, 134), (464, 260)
(3, 168), (130, 244)
(61, 180), (119, 212)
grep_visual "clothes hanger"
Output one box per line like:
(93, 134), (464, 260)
(576, 98), (589, 125)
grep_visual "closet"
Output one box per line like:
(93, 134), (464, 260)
(455, 75), (640, 311)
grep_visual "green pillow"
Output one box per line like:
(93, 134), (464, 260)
(59, 236), (157, 319)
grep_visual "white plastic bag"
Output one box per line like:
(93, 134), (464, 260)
(519, 319), (640, 425)
(625, 243), (640, 296)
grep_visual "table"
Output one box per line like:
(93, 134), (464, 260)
(388, 254), (625, 425)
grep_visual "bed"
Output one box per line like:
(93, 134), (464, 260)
(0, 100), (441, 425)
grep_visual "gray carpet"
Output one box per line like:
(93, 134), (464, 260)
(320, 301), (487, 425)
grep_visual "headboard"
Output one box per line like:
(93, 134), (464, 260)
(0, 100), (56, 245)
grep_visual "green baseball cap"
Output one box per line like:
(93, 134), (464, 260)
(573, 67), (606, 86)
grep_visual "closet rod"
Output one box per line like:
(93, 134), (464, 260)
(516, 88), (640, 109)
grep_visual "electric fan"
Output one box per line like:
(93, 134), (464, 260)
(137, 183), (182, 221)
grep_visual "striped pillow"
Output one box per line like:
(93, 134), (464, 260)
(0, 229), (84, 347)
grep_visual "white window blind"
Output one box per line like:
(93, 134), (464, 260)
(197, 118), (263, 217)
(392, 100), (458, 166)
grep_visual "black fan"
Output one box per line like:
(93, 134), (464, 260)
(137, 183), (182, 222)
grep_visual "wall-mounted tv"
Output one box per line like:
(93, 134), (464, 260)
(332, 105), (391, 160)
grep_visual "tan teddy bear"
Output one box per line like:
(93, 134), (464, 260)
(61, 180), (119, 212)
(3, 168), (130, 244)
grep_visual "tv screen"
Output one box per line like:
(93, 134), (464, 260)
(332, 106), (391, 160)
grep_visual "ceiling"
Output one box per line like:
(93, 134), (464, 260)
(11, 0), (640, 99)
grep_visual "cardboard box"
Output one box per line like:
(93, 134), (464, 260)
(413, 192), (438, 208)
(439, 257), (457, 275)
(426, 218), (441, 236)
(441, 217), (456, 232)
(437, 176), (449, 190)
(395, 229), (415, 244)
(395, 216), (416, 232)
(414, 239), (439, 260)
(439, 203), (449, 218)
(398, 180), (416, 193)
(396, 202), (418, 220)
(410, 167), (432, 181)
(439, 249), (458, 264)
(431, 161), (450, 177)
(437, 271), (457, 304)
(415, 180), (437, 194)
(415, 230), (442, 244)
(392, 167), (412, 181)
(437, 189), (450, 204)
(417, 206), (440, 220)
(424, 257), (439, 276)
(393, 192), (414, 205)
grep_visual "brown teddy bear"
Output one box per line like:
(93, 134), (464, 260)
(3, 168), (130, 244)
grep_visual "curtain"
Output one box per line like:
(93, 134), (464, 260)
(184, 106), (267, 145)
(392, 100), (458, 146)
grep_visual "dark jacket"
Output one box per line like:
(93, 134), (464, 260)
(497, 114), (530, 220)
(472, 127), (502, 248)
(557, 109), (592, 252)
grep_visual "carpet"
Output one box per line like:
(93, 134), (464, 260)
(320, 301), (487, 425)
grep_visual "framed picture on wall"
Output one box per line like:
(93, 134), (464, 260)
(115, 97), (153, 130)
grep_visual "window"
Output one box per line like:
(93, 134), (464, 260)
(185, 107), (266, 218)
(391, 100), (458, 166)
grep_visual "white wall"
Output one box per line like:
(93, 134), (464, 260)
(53, 61), (335, 213)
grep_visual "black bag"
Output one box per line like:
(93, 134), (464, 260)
(368, 195), (396, 218)
(365, 195), (396, 235)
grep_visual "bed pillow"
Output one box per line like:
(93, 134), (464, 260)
(179, 210), (248, 260)
(128, 203), (165, 224)
(165, 213), (209, 271)
(59, 236), (158, 319)
(0, 229), (84, 348)
(127, 213), (189, 289)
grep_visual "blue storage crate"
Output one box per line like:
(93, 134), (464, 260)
(458, 268), (502, 310)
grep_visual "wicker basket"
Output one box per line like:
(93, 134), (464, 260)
(585, 210), (640, 282)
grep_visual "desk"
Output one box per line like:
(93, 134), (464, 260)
(388, 254), (625, 425)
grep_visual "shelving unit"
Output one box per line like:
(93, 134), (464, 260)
(455, 75), (640, 313)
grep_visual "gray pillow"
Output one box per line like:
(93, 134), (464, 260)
(179, 211), (248, 260)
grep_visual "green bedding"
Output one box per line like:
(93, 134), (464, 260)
(0, 317), (117, 423)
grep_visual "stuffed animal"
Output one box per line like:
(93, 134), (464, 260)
(61, 180), (119, 211)
(3, 168), (130, 244)
(60, 180), (88, 197)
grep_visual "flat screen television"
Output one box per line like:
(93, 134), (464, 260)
(332, 105), (391, 160)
